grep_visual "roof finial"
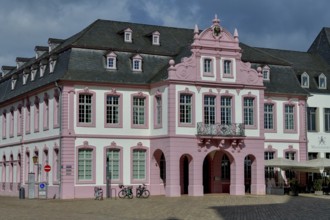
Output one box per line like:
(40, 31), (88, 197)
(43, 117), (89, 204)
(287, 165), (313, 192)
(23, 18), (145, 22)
(234, 28), (239, 42)
(194, 24), (199, 34)
(212, 14), (220, 25)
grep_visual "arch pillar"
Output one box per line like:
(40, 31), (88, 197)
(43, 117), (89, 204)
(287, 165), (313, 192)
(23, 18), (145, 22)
(188, 155), (203, 196)
(230, 155), (245, 195)
(165, 151), (181, 197)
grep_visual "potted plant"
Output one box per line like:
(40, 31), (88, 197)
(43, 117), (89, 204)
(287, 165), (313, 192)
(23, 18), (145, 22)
(313, 179), (323, 195)
(289, 178), (299, 196)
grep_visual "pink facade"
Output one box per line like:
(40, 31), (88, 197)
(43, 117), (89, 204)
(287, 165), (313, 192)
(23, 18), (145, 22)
(0, 15), (313, 199)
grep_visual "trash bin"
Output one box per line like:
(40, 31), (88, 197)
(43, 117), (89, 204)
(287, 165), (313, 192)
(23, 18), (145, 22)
(19, 187), (25, 199)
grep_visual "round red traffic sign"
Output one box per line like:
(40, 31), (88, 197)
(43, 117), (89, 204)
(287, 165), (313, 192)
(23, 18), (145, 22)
(44, 164), (51, 172)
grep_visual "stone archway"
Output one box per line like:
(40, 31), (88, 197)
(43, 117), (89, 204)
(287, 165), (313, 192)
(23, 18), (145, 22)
(179, 154), (192, 195)
(150, 149), (166, 195)
(202, 150), (234, 194)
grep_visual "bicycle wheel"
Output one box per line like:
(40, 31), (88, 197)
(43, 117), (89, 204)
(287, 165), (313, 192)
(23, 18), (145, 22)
(118, 190), (126, 198)
(128, 192), (133, 199)
(136, 189), (141, 198)
(142, 190), (150, 198)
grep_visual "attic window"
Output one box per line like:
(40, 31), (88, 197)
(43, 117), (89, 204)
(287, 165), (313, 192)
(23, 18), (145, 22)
(11, 76), (17, 90)
(301, 72), (309, 88)
(31, 67), (37, 81)
(23, 72), (29, 85)
(106, 52), (117, 70)
(132, 54), (142, 72)
(40, 64), (46, 77)
(124, 28), (132, 43)
(152, 31), (160, 45)
(49, 59), (56, 73)
(262, 65), (270, 81)
(319, 73), (327, 89)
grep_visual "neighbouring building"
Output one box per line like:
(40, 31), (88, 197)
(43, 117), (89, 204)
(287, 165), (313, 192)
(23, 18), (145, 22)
(0, 15), (329, 199)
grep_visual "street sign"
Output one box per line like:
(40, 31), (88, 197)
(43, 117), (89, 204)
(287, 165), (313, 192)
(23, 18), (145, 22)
(44, 164), (51, 172)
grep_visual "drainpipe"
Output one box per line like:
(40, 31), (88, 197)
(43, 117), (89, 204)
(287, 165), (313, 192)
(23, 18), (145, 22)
(55, 81), (62, 199)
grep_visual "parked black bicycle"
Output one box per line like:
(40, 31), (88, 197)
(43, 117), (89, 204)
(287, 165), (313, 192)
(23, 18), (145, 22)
(136, 183), (150, 198)
(118, 185), (133, 199)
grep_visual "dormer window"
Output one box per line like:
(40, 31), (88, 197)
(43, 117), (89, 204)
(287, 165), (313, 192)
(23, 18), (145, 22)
(22, 72), (29, 85)
(152, 31), (160, 45)
(132, 54), (142, 72)
(319, 73), (327, 89)
(11, 75), (17, 90)
(49, 56), (57, 73)
(30, 67), (37, 81)
(106, 52), (117, 70)
(124, 28), (132, 43)
(301, 72), (309, 88)
(40, 64), (46, 77)
(262, 65), (270, 80)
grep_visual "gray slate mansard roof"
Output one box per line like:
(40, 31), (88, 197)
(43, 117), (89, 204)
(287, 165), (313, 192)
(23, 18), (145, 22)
(0, 19), (316, 104)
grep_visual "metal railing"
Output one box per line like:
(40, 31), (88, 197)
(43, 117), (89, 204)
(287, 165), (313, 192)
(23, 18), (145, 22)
(197, 122), (245, 137)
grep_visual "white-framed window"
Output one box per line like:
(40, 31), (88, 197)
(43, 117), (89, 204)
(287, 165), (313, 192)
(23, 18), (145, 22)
(319, 73), (327, 89)
(132, 149), (146, 180)
(204, 58), (212, 73)
(180, 94), (192, 124)
(221, 96), (232, 124)
(133, 97), (146, 125)
(307, 107), (317, 132)
(78, 94), (93, 124)
(78, 148), (93, 181)
(152, 31), (160, 45)
(301, 72), (309, 88)
(264, 104), (274, 129)
(262, 65), (270, 80)
(106, 52), (117, 70)
(224, 60), (232, 75)
(132, 54), (142, 71)
(243, 97), (254, 126)
(124, 28), (132, 43)
(284, 105), (295, 130)
(106, 95), (119, 124)
(204, 95), (215, 124)
(285, 152), (295, 160)
(106, 149), (120, 180)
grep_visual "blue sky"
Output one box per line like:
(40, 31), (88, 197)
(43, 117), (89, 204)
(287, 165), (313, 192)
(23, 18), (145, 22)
(1, 0), (330, 66)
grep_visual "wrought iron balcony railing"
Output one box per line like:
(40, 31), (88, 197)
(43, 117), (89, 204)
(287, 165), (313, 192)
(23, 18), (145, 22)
(197, 122), (245, 137)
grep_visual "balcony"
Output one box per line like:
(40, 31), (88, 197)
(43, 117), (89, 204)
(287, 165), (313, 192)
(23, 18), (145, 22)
(197, 122), (245, 137)
(196, 122), (245, 150)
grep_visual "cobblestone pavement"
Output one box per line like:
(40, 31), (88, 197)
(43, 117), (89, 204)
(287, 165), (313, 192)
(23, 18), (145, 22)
(1, 194), (330, 220)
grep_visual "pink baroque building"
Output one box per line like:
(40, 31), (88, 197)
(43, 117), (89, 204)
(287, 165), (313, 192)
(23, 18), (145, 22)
(0, 15), (316, 199)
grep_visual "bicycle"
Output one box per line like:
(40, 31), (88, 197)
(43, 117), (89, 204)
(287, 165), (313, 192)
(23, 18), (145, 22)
(94, 187), (103, 200)
(136, 183), (150, 198)
(118, 185), (133, 199)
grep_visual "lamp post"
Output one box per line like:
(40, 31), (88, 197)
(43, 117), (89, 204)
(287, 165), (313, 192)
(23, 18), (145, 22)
(32, 155), (41, 183)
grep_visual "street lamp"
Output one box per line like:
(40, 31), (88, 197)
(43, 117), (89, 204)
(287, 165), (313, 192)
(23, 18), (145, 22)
(32, 155), (41, 183)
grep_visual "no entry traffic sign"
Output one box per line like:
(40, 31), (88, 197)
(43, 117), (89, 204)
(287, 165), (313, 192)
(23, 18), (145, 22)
(44, 164), (51, 172)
